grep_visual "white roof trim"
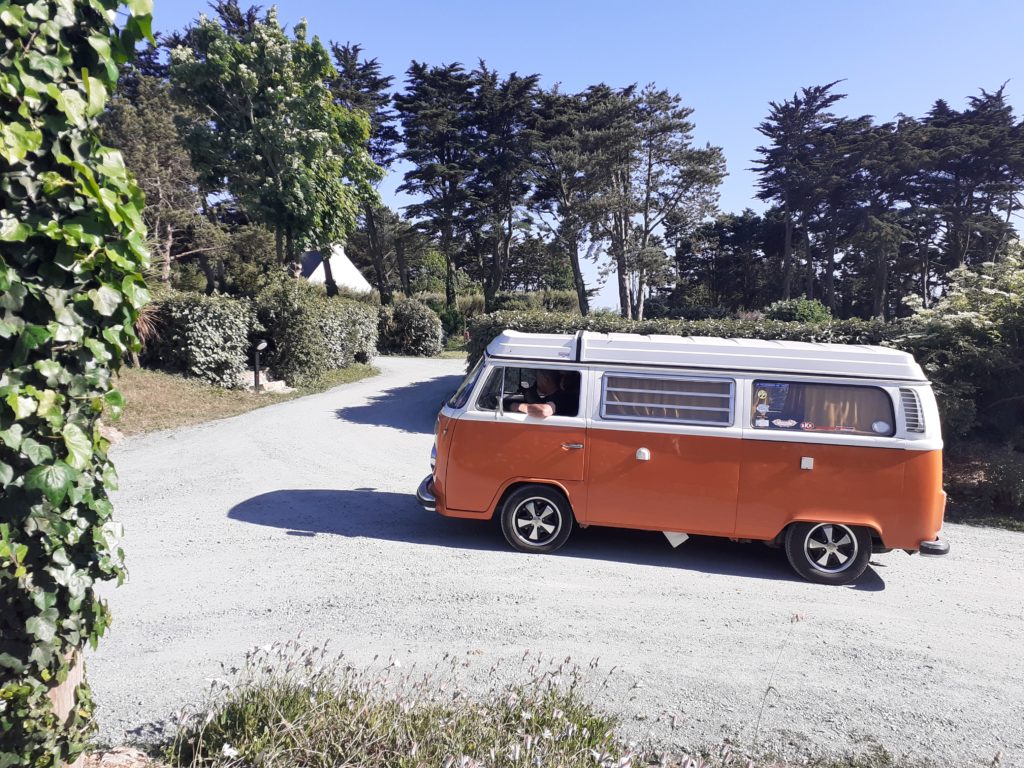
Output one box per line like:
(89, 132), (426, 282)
(485, 330), (927, 382)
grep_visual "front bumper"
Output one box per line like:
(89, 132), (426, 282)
(919, 537), (950, 556)
(416, 474), (437, 513)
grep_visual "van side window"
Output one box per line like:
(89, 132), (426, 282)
(475, 367), (518, 411)
(476, 367), (581, 417)
(752, 380), (895, 436)
(601, 374), (733, 426)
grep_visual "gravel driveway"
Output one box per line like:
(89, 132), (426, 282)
(91, 356), (1024, 766)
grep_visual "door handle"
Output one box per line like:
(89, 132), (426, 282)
(561, 442), (584, 450)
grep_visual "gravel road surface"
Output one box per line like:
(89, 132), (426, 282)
(91, 356), (1024, 766)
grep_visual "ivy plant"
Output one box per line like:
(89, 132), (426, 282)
(0, 1), (153, 764)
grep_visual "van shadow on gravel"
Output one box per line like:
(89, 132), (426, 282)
(334, 374), (463, 434)
(228, 488), (885, 590)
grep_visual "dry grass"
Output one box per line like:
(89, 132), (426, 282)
(112, 365), (377, 436)
(160, 642), (948, 768)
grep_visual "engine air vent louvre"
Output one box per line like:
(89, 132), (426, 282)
(900, 388), (925, 433)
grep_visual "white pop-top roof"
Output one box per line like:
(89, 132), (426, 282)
(485, 330), (927, 382)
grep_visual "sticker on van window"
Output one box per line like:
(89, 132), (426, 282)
(872, 421), (891, 434)
(771, 418), (797, 428)
(800, 421), (815, 430)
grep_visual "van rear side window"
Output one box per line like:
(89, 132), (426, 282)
(601, 374), (733, 426)
(752, 380), (895, 436)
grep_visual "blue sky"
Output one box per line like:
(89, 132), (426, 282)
(154, 1), (1023, 307)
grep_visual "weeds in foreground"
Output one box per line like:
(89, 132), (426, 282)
(165, 640), (984, 768)
(168, 640), (649, 768)
(752, 613), (804, 751)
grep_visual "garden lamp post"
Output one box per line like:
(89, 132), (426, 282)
(254, 339), (268, 393)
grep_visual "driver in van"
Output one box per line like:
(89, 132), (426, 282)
(511, 369), (578, 418)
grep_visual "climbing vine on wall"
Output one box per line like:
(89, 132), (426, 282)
(0, 0), (153, 764)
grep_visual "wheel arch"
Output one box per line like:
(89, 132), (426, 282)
(771, 515), (884, 546)
(490, 479), (576, 521)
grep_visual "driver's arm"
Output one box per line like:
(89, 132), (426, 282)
(517, 401), (555, 418)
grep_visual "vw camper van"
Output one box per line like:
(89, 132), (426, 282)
(416, 330), (949, 585)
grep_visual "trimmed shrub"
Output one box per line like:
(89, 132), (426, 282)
(538, 289), (580, 313)
(763, 297), (833, 323)
(336, 286), (381, 305)
(257, 280), (378, 386)
(413, 291), (445, 315)
(438, 305), (465, 338)
(466, 311), (892, 370)
(151, 294), (257, 388)
(490, 291), (534, 312)
(644, 288), (730, 320)
(457, 292), (486, 318)
(378, 298), (443, 356)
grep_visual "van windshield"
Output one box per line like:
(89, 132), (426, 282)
(447, 359), (483, 409)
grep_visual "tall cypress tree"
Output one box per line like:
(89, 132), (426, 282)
(395, 62), (474, 307)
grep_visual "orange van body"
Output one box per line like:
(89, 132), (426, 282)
(432, 413), (945, 551)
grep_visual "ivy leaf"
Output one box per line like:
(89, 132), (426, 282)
(55, 88), (87, 127)
(14, 324), (51, 365)
(0, 6), (27, 30)
(0, 424), (23, 450)
(34, 359), (63, 382)
(25, 608), (59, 644)
(0, 122), (43, 164)
(26, 52), (63, 80)
(0, 213), (31, 242)
(104, 390), (125, 421)
(25, 462), (76, 505)
(121, 277), (150, 309)
(89, 285), (122, 316)
(35, 388), (62, 426)
(6, 394), (36, 419)
(62, 424), (92, 471)
(125, 0), (155, 14)
(127, 13), (155, 45)
(20, 438), (53, 465)
(0, 461), (12, 487)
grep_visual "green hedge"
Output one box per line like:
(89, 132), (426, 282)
(378, 298), (443, 356)
(465, 302), (1024, 457)
(257, 280), (378, 387)
(151, 293), (258, 388)
(466, 311), (892, 370)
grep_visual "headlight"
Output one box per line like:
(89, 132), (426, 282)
(430, 443), (437, 470)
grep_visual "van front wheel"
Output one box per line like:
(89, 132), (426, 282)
(500, 485), (573, 554)
(785, 522), (872, 585)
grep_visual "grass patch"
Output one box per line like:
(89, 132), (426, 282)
(168, 643), (629, 768)
(163, 643), (949, 768)
(113, 364), (378, 436)
(439, 336), (469, 359)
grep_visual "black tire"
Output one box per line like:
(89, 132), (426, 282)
(784, 522), (873, 585)
(500, 485), (573, 554)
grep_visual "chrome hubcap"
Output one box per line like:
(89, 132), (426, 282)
(513, 498), (561, 546)
(803, 523), (858, 573)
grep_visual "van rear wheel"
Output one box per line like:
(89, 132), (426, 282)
(500, 485), (573, 554)
(785, 522), (872, 585)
